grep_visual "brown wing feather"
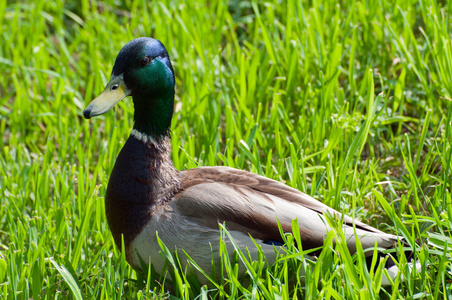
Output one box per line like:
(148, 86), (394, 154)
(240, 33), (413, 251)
(174, 166), (397, 252)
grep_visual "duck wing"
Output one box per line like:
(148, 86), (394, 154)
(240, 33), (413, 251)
(174, 166), (398, 254)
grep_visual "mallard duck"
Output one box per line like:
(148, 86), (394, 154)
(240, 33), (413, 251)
(83, 37), (408, 285)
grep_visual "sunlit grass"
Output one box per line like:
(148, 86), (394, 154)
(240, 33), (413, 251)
(1, 0), (452, 298)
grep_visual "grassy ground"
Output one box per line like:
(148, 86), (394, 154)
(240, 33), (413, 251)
(1, 0), (452, 298)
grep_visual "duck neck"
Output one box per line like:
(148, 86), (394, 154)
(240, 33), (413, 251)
(130, 127), (173, 162)
(132, 90), (174, 138)
(130, 90), (178, 189)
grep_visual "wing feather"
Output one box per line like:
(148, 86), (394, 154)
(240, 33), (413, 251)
(174, 166), (398, 253)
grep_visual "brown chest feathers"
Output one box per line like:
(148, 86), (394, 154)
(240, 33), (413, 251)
(105, 134), (179, 249)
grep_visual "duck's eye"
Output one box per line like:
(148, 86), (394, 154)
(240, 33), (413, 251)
(140, 56), (151, 66)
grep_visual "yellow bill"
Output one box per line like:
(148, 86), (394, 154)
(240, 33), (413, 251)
(83, 74), (131, 119)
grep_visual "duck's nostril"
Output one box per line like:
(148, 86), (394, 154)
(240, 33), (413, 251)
(112, 85), (118, 91)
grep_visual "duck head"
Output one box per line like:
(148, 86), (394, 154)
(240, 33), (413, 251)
(83, 37), (175, 137)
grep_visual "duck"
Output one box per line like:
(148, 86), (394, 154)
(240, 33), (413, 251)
(83, 37), (410, 286)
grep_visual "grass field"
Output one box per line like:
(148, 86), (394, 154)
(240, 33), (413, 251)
(1, 0), (452, 298)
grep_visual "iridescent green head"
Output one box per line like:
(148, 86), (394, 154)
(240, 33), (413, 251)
(83, 37), (175, 137)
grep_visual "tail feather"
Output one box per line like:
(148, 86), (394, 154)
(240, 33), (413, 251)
(364, 249), (419, 285)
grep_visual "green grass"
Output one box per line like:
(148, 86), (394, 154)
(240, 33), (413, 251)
(1, 0), (452, 298)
